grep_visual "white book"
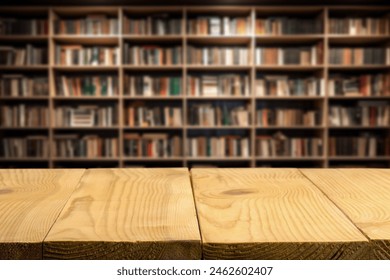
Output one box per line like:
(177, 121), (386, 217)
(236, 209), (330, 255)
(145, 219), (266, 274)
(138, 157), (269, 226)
(256, 79), (265, 97)
(349, 19), (357, 35)
(226, 49), (233, 65)
(311, 46), (316, 65)
(278, 48), (283, 65)
(223, 16), (230, 35)
(203, 48), (208, 65)
(209, 17), (221, 35)
(368, 137), (376, 156)
(19, 104), (25, 127)
(256, 48), (262, 65)
(242, 138), (249, 157)
(108, 77), (113, 96)
(130, 76), (135, 96)
(244, 76), (250, 96)
(320, 79), (325, 96)
(143, 76), (152, 96)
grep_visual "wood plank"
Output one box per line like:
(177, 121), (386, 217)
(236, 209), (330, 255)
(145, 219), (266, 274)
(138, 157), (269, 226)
(43, 168), (201, 260)
(301, 169), (390, 259)
(191, 168), (369, 260)
(0, 169), (85, 259)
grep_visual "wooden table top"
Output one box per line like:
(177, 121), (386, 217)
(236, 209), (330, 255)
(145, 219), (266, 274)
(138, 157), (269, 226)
(0, 168), (389, 260)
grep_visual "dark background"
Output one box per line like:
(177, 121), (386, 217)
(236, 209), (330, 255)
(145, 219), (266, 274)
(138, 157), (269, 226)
(0, 0), (388, 6)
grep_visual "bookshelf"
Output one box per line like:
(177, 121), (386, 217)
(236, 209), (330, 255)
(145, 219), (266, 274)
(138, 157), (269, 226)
(0, 6), (389, 168)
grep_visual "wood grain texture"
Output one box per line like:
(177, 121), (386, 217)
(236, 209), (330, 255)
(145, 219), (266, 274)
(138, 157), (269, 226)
(0, 169), (85, 259)
(191, 168), (369, 260)
(301, 169), (390, 260)
(43, 168), (201, 260)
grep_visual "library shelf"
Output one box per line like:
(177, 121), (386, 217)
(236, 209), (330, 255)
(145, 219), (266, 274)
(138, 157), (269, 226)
(0, 5), (389, 168)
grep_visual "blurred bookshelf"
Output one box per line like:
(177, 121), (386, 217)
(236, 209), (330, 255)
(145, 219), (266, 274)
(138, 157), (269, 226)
(0, 6), (389, 168)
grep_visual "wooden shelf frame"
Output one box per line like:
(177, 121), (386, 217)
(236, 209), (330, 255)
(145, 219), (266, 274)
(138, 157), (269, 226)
(0, 5), (389, 168)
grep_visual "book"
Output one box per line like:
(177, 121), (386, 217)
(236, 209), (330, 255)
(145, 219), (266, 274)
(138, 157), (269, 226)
(187, 16), (251, 35)
(187, 74), (250, 97)
(55, 14), (119, 35)
(329, 134), (390, 156)
(329, 102), (390, 127)
(0, 45), (48, 65)
(56, 75), (118, 97)
(328, 74), (390, 96)
(125, 103), (183, 127)
(54, 135), (118, 158)
(0, 75), (48, 96)
(256, 43), (323, 65)
(123, 133), (182, 157)
(0, 17), (48, 35)
(255, 75), (324, 97)
(0, 136), (48, 158)
(187, 46), (249, 65)
(0, 104), (48, 127)
(186, 135), (250, 157)
(256, 17), (322, 35)
(55, 105), (118, 127)
(55, 45), (119, 66)
(329, 17), (387, 35)
(256, 107), (321, 126)
(256, 132), (323, 157)
(124, 14), (182, 35)
(329, 47), (386, 65)
(124, 75), (182, 96)
(124, 44), (182, 65)
(188, 102), (251, 126)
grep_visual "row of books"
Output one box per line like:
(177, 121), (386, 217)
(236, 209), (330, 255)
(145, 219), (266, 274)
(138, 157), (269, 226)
(187, 46), (249, 65)
(328, 17), (387, 35)
(2, 73), (386, 98)
(125, 105), (182, 127)
(54, 135), (118, 157)
(123, 133), (182, 157)
(329, 102), (390, 126)
(187, 75), (250, 97)
(124, 75), (182, 96)
(124, 44), (182, 65)
(328, 47), (388, 65)
(4, 135), (390, 159)
(255, 76), (324, 97)
(55, 45), (119, 66)
(54, 16), (119, 35)
(1, 137), (49, 158)
(255, 133), (323, 157)
(1, 15), (388, 36)
(0, 18), (48, 35)
(188, 103), (250, 126)
(255, 17), (322, 35)
(55, 105), (118, 127)
(0, 45), (48, 65)
(187, 16), (251, 35)
(256, 108), (321, 126)
(255, 45), (323, 65)
(0, 75), (48, 97)
(328, 74), (390, 97)
(187, 136), (250, 157)
(0, 104), (48, 127)
(3, 44), (387, 67)
(329, 135), (390, 156)
(123, 15), (182, 35)
(56, 75), (119, 97)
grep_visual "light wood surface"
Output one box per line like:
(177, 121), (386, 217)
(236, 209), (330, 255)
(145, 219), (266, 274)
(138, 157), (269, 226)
(301, 169), (390, 259)
(191, 168), (369, 259)
(0, 169), (85, 259)
(43, 168), (201, 259)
